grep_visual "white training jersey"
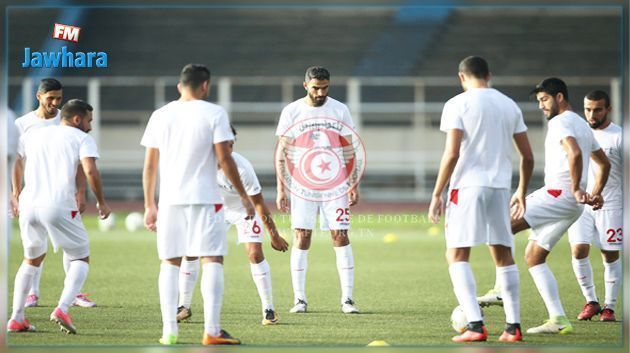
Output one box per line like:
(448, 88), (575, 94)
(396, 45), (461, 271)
(140, 100), (234, 206)
(589, 122), (622, 210)
(14, 110), (61, 136)
(275, 97), (356, 137)
(440, 87), (527, 189)
(17, 125), (99, 210)
(217, 152), (262, 219)
(543, 111), (600, 190)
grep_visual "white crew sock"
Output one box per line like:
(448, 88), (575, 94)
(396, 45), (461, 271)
(449, 261), (482, 322)
(290, 247), (309, 303)
(201, 262), (223, 337)
(250, 259), (274, 312)
(11, 263), (39, 322)
(334, 244), (355, 303)
(572, 257), (597, 303)
(603, 258), (621, 310)
(178, 258), (200, 308)
(58, 260), (89, 312)
(497, 264), (520, 324)
(28, 261), (43, 297)
(159, 262), (179, 338)
(529, 263), (565, 318)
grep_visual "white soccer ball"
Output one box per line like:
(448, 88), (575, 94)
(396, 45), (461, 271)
(450, 305), (484, 333)
(450, 305), (468, 333)
(98, 213), (116, 232)
(125, 212), (144, 232)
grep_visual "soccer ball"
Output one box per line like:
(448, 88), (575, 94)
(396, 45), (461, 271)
(450, 305), (484, 333)
(98, 213), (116, 232)
(125, 212), (144, 232)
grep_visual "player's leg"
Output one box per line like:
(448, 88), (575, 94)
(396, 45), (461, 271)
(525, 240), (572, 334)
(568, 209), (600, 320)
(51, 255), (89, 335)
(155, 205), (186, 344)
(322, 198), (357, 313)
(25, 261), (43, 308)
(245, 242), (278, 325)
(9, 254), (44, 332)
(289, 197), (317, 313)
(446, 187), (486, 342)
(600, 250), (620, 321)
(487, 189), (521, 342)
(595, 208), (622, 322)
(192, 204), (239, 345)
(66, 250), (96, 308)
(177, 256), (199, 322)
(9, 208), (48, 332)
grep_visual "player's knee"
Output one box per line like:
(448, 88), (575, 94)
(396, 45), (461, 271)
(571, 244), (590, 259)
(248, 252), (264, 264)
(602, 250), (620, 263)
(25, 253), (46, 267)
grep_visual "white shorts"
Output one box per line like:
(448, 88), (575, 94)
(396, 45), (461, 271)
(156, 204), (227, 260)
(524, 187), (583, 251)
(18, 207), (89, 260)
(568, 208), (623, 251)
(444, 187), (512, 248)
(291, 195), (350, 231)
(225, 211), (264, 244)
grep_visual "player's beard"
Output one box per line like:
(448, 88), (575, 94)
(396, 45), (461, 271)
(588, 117), (607, 129)
(544, 101), (560, 120)
(309, 92), (326, 107)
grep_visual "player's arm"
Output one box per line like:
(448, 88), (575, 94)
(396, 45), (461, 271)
(80, 156), (111, 220)
(250, 193), (288, 252)
(216, 141), (255, 219)
(142, 147), (159, 231)
(561, 136), (587, 203)
(511, 132), (534, 219)
(343, 134), (360, 206)
(75, 165), (87, 214)
(275, 136), (291, 212)
(587, 148), (610, 210)
(428, 129), (463, 224)
(11, 154), (24, 217)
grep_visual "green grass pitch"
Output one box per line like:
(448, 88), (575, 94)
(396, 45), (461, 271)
(7, 212), (623, 347)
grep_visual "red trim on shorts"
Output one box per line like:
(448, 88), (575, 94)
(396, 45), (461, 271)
(214, 204), (223, 213)
(547, 189), (562, 198)
(450, 189), (459, 205)
(71, 210), (78, 219)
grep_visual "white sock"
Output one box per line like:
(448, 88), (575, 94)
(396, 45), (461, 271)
(58, 260), (89, 312)
(572, 257), (597, 303)
(28, 261), (42, 297)
(201, 262), (223, 337)
(334, 244), (355, 303)
(178, 259), (200, 308)
(63, 252), (71, 274)
(497, 264), (520, 324)
(291, 247), (308, 303)
(603, 258), (621, 310)
(250, 259), (274, 312)
(159, 262), (179, 337)
(11, 263), (39, 322)
(528, 263), (565, 318)
(448, 261), (482, 322)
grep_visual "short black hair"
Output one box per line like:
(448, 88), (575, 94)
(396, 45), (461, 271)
(584, 90), (610, 107)
(37, 78), (62, 93)
(458, 56), (489, 79)
(61, 99), (93, 120)
(180, 64), (211, 89)
(530, 77), (569, 101)
(305, 66), (330, 82)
